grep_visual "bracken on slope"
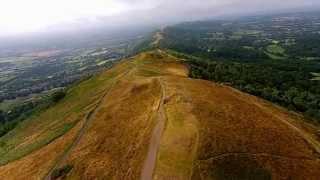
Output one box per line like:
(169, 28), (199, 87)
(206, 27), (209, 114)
(0, 50), (319, 180)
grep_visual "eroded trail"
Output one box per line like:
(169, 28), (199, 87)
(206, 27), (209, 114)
(140, 78), (167, 180)
(44, 68), (135, 180)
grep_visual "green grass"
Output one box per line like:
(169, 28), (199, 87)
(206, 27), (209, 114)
(266, 44), (285, 54)
(0, 61), (135, 165)
(311, 72), (320, 80)
(0, 76), (14, 83)
(0, 121), (77, 165)
(264, 51), (286, 60)
(264, 44), (287, 60)
(243, 46), (254, 50)
(305, 57), (320, 61)
(0, 100), (21, 111)
(229, 35), (242, 40)
(165, 49), (201, 61)
(235, 30), (261, 35)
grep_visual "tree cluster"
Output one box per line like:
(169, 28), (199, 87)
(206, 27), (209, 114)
(188, 58), (320, 122)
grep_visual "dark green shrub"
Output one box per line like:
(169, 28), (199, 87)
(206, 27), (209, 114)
(51, 164), (73, 179)
(52, 91), (66, 103)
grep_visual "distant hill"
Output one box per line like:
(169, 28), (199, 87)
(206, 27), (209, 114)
(159, 12), (320, 122)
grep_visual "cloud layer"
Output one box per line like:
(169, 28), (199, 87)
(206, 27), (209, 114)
(1, 0), (320, 36)
(118, 0), (320, 22)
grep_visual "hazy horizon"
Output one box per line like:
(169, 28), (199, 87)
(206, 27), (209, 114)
(0, 0), (320, 38)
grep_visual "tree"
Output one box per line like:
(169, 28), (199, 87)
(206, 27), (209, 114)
(0, 110), (5, 123)
(52, 91), (66, 103)
(284, 87), (299, 103)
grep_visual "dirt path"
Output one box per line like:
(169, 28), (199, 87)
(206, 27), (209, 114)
(151, 31), (164, 47)
(140, 78), (167, 180)
(43, 68), (134, 180)
(199, 152), (316, 162)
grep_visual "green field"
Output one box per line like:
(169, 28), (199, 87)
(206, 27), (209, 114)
(266, 44), (285, 54)
(0, 99), (23, 111)
(311, 72), (320, 80)
(265, 44), (287, 59)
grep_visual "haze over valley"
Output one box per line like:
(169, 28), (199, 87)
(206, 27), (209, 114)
(0, 1), (320, 179)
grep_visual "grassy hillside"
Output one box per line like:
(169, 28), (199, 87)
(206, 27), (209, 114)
(0, 50), (319, 179)
(159, 14), (320, 122)
(0, 58), (136, 176)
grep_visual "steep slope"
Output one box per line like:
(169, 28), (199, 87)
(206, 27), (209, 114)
(0, 50), (319, 179)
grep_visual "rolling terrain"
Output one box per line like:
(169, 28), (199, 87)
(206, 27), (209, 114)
(159, 13), (320, 122)
(0, 50), (319, 179)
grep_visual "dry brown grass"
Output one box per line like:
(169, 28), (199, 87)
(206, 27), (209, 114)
(0, 50), (319, 179)
(0, 58), (137, 179)
(57, 51), (184, 179)
(153, 77), (199, 180)
(64, 77), (161, 179)
(178, 79), (320, 179)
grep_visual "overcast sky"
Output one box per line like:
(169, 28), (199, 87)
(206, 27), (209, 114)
(0, 0), (319, 36)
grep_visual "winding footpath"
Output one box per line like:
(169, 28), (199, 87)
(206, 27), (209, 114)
(140, 78), (167, 180)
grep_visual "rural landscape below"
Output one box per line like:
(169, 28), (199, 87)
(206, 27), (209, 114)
(0, 1), (320, 180)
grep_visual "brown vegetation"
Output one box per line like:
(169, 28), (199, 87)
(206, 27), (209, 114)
(0, 50), (319, 179)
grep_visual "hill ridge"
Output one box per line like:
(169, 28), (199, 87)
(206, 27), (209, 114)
(0, 50), (319, 179)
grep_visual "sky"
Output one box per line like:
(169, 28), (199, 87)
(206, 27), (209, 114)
(0, 0), (319, 36)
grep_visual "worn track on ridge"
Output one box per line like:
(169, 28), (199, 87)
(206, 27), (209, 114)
(1, 50), (319, 180)
(140, 78), (167, 180)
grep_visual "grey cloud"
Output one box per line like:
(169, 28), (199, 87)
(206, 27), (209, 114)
(40, 0), (320, 35)
(104, 0), (320, 25)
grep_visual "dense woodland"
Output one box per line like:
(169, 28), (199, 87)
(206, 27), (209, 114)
(187, 58), (320, 122)
(161, 12), (320, 122)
